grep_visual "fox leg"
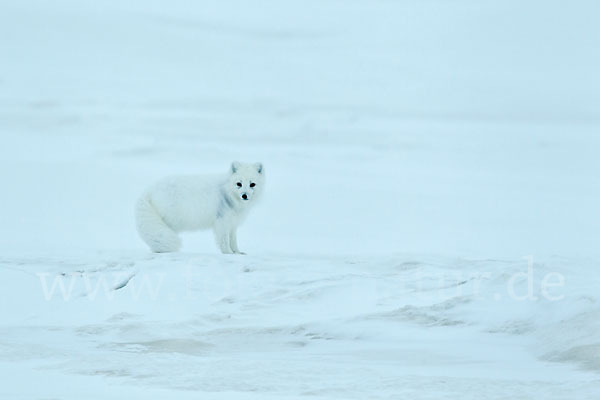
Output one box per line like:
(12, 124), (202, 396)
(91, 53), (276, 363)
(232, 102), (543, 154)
(135, 196), (181, 253)
(214, 220), (234, 254)
(229, 229), (245, 255)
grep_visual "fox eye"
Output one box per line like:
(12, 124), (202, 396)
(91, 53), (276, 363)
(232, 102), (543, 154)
(236, 182), (242, 187)
(250, 183), (256, 188)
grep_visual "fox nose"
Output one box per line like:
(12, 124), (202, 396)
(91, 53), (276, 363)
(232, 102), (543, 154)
(241, 193), (248, 200)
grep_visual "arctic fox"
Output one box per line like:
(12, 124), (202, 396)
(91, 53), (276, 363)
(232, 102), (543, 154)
(135, 162), (264, 254)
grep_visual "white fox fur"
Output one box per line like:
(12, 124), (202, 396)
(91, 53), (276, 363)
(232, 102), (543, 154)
(135, 162), (264, 254)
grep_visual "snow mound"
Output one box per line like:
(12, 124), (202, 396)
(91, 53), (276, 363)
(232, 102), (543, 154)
(1, 253), (599, 398)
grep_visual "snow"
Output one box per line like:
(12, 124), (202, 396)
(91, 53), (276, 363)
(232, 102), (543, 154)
(1, 0), (600, 398)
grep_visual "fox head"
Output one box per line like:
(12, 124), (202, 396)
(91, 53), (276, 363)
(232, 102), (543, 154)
(227, 161), (265, 203)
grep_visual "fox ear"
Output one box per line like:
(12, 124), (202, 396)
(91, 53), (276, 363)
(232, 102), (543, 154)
(255, 162), (263, 174)
(231, 161), (241, 174)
